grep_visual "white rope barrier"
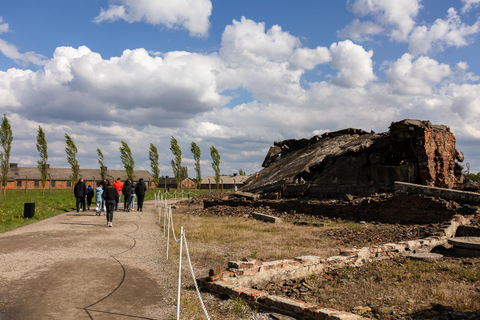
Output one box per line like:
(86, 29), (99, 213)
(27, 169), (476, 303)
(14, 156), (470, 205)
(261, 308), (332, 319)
(183, 231), (210, 320)
(159, 198), (210, 320)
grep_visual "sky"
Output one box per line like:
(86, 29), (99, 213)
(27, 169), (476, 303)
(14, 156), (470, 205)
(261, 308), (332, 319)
(1, 0), (480, 178)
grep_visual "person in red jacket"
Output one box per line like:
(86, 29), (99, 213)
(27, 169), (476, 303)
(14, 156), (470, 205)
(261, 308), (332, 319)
(113, 178), (123, 210)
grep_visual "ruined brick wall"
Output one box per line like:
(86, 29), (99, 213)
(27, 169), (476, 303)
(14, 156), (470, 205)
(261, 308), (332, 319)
(205, 194), (477, 224)
(413, 125), (457, 188)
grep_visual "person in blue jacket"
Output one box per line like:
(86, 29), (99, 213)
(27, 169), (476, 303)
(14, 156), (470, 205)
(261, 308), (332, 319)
(86, 185), (94, 211)
(95, 183), (104, 216)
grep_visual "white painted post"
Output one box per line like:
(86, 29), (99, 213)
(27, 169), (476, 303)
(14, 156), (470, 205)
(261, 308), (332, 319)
(176, 226), (184, 320)
(167, 207), (170, 260)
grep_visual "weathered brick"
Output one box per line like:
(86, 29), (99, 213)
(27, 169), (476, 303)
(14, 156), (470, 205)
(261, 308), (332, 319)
(209, 267), (222, 276)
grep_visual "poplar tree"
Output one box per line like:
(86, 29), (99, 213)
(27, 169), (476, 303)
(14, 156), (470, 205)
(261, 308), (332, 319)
(65, 133), (79, 186)
(149, 143), (160, 188)
(36, 126), (48, 193)
(170, 136), (183, 190)
(0, 114), (13, 195)
(190, 142), (201, 189)
(119, 141), (135, 181)
(97, 148), (107, 181)
(210, 145), (221, 189)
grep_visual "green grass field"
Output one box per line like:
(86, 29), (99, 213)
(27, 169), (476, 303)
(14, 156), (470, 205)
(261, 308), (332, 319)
(0, 188), (210, 233)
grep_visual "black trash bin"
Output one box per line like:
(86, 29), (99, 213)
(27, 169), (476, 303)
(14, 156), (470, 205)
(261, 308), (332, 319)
(24, 203), (35, 219)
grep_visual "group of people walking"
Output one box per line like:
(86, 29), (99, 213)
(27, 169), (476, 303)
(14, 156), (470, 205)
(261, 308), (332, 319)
(74, 177), (147, 227)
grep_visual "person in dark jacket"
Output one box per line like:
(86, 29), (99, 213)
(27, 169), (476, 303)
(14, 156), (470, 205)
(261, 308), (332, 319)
(74, 178), (87, 213)
(122, 180), (132, 212)
(86, 185), (94, 211)
(135, 178), (147, 212)
(102, 178), (119, 227)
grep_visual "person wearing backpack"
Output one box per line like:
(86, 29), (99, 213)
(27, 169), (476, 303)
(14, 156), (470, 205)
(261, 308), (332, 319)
(103, 178), (119, 227)
(135, 178), (147, 212)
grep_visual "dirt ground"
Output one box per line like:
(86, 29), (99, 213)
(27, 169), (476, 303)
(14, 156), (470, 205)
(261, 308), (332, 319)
(175, 196), (480, 320)
(1, 194), (479, 320)
(0, 201), (178, 320)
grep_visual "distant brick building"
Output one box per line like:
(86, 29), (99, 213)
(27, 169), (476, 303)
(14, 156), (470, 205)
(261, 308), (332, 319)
(3, 164), (155, 190)
(200, 174), (250, 190)
(158, 176), (197, 190)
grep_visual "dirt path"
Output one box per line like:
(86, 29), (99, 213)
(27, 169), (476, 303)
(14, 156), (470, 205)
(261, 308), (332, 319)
(0, 200), (180, 320)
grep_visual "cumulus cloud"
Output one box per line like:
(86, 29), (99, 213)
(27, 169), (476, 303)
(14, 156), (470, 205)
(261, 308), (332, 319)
(218, 17), (306, 103)
(449, 83), (480, 120)
(0, 17), (45, 66)
(337, 19), (384, 42)
(94, 0), (212, 37)
(453, 61), (480, 83)
(0, 17), (9, 34)
(385, 53), (451, 95)
(343, 1), (480, 56)
(288, 46), (332, 70)
(329, 40), (376, 88)
(3, 14), (480, 174)
(220, 17), (301, 66)
(347, 0), (421, 41)
(1, 45), (228, 126)
(462, 0), (480, 13)
(409, 8), (480, 55)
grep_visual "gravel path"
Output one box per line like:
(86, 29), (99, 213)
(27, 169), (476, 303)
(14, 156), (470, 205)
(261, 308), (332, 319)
(0, 200), (179, 320)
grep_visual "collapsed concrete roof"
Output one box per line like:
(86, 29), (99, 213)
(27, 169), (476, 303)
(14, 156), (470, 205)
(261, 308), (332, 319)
(241, 119), (464, 197)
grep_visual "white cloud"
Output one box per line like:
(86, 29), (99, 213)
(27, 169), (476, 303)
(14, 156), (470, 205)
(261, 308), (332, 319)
(3, 15), (480, 175)
(94, 0), (212, 37)
(385, 53), (451, 95)
(1, 45), (227, 126)
(409, 8), (480, 55)
(0, 16), (9, 33)
(453, 61), (480, 83)
(220, 17), (301, 66)
(348, 0), (422, 41)
(218, 17), (306, 104)
(449, 83), (480, 119)
(343, 2), (480, 55)
(337, 19), (384, 42)
(288, 46), (332, 70)
(462, 0), (480, 13)
(0, 17), (45, 66)
(329, 40), (376, 88)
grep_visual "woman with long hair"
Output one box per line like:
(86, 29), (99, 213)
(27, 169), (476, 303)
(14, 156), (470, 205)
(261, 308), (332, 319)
(102, 178), (119, 227)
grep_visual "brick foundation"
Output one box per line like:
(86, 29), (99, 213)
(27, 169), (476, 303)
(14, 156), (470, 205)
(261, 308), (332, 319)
(198, 214), (472, 319)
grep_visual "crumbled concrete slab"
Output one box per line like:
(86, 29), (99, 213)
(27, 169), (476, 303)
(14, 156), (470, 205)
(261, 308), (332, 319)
(407, 252), (444, 261)
(448, 237), (480, 257)
(252, 212), (282, 223)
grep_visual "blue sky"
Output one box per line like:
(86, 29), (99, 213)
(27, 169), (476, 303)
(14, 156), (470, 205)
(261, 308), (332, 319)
(1, 0), (480, 177)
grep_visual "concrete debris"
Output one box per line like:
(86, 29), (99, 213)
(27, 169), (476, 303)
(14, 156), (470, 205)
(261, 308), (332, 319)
(241, 119), (465, 198)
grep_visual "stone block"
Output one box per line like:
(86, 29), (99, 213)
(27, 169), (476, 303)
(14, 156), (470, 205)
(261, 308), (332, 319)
(252, 211), (282, 223)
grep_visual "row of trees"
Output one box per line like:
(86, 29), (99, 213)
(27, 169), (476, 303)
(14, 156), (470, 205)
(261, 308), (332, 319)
(170, 136), (222, 189)
(0, 114), (233, 194)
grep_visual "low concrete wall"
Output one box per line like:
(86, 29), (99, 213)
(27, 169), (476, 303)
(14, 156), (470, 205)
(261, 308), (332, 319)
(394, 181), (480, 203)
(198, 214), (472, 319)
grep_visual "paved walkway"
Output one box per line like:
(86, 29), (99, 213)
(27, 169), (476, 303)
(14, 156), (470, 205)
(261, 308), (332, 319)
(0, 200), (179, 320)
